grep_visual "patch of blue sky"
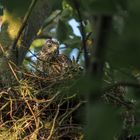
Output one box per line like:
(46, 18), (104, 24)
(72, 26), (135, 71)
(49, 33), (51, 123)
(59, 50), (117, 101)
(26, 50), (37, 62)
(68, 19), (81, 37)
(68, 19), (81, 59)
(70, 48), (79, 60)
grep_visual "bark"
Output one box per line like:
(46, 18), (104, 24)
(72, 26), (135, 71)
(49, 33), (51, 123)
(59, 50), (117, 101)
(0, 0), (52, 86)
(12, 0), (52, 65)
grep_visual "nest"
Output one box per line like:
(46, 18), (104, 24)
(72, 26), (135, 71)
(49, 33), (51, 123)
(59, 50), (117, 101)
(0, 62), (85, 140)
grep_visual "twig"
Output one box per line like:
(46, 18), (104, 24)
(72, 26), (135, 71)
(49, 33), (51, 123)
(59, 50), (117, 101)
(9, 97), (13, 120)
(102, 81), (140, 108)
(28, 49), (43, 62)
(47, 104), (60, 140)
(56, 125), (83, 138)
(103, 81), (140, 93)
(104, 93), (133, 109)
(76, 32), (92, 63)
(0, 43), (20, 83)
(28, 50), (38, 59)
(73, 0), (89, 69)
(8, 62), (20, 83)
(59, 101), (84, 125)
(35, 92), (60, 118)
(25, 98), (39, 129)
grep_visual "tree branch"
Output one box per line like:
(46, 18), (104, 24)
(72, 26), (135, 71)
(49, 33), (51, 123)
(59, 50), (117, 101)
(72, 0), (89, 69)
(12, 0), (38, 50)
(103, 81), (140, 93)
(76, 32), (92, 63)
(16, 0), (52, 65)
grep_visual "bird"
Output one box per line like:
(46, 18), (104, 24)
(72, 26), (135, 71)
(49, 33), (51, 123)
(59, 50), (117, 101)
(37, 39), (72, 77)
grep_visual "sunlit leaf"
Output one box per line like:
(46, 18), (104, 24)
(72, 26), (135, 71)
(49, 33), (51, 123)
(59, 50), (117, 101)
(61, 8), (73, 20)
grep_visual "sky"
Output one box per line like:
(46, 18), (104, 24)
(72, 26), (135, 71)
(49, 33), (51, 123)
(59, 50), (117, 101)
(69, 19), (81, 60)
(69, 19), (81, 37)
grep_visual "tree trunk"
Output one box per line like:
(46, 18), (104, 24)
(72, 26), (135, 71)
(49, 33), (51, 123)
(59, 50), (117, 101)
(0, 0), (52, 86)
(86, 15), (112, 140)
(13, 0), (51, 65)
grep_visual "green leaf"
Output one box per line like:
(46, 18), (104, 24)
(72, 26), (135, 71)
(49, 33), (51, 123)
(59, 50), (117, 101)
(42, 10), (61, 29)
(61, 8), (72, 20)
(64, 36), (81, 49)
(56, 19), (73, 42)
(56, 19), (68, 42)
(61, 0), (73, 19)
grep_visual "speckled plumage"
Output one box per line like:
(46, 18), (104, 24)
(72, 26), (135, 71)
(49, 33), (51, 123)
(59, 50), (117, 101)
(37, 39), (71, 77)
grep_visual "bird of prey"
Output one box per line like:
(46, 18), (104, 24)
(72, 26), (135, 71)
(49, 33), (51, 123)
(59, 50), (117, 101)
(37, 39), (72, 77)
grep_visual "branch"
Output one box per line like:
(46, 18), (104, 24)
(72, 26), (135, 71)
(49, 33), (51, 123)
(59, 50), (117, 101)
(12, 0), (38, 50)
(91, 16), (112, 73)
(47, 104), (60, 140)
(17, 0), (51, 65)
(72, 0), (89, 69)
(104, 93), (133, 109)
(88, 16), (113, 103)
(103, 81), (140, 93)
(59, 101), (85, 125)
(76, 32), (92, 63)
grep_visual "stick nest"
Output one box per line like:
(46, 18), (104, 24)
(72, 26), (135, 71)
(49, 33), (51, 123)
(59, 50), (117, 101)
(0, 62), (85, 140)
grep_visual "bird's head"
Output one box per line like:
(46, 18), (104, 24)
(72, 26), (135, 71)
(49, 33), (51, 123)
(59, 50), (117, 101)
(41, 39), (59, 57)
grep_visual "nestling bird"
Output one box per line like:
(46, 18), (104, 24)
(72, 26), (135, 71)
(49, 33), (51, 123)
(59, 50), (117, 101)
(37, 39), (72, 77)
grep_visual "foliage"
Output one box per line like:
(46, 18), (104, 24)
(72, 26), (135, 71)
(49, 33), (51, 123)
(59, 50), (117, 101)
(0, 0), (140, 140)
